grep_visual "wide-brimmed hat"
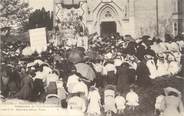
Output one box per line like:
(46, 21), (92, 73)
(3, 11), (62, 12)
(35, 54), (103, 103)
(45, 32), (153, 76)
(27, 62), (35, 68)
(164, 87), (181, 96)
(167, 54), (175, 61)
(157, 53), (165, 59)
(144, 54), (154, 60)
(128, 55), (137, 62)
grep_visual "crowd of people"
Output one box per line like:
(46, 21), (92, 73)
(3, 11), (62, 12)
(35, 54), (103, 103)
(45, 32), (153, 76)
(1, 32), (184, 116)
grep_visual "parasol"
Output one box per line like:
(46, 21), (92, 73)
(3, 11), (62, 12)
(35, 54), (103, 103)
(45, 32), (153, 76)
(75, 63), (96, 81)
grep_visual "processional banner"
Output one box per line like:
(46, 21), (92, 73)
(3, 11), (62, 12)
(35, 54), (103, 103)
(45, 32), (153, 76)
(29, 28), (47, 53)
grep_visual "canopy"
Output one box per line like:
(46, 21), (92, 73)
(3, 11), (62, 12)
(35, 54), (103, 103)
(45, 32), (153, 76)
(75, 63), (96, 81)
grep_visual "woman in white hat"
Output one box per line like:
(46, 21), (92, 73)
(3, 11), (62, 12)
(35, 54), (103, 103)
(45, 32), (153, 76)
(156, 53), (169, 77)
(145, 54), (158, 79)
(160, 87), (184, 116)
(167, 53), (180, 75)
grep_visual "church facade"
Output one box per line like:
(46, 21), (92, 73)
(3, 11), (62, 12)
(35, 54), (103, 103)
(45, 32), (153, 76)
(54, 0), (182, 38)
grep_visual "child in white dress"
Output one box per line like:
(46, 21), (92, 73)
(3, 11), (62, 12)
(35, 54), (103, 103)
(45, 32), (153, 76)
(87, 86), (101, 116)
(104, 85), (117, 115)
(115, 92), (126, 114)
(126, 86), (139, 110)
(145, 55), (158, 79)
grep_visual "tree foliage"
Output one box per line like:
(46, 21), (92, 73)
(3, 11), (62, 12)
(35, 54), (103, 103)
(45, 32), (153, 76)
(0, 0), (31, 34)
(27, 7), (53, 30)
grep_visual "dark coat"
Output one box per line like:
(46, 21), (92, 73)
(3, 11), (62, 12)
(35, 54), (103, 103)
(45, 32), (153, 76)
(7, 70), (21, 97)
(31, 78), (45, 101)
(14, 75), (33, 100)
(117, 63), (130, 94)
(136, 61), (151, 87)
(106, 71), (117, 85)
(136, 45), (146, 61)
(128, 68), (136, 85)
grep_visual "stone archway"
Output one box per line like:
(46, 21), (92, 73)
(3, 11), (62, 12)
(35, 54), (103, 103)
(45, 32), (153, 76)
(95, 4), (121, 35)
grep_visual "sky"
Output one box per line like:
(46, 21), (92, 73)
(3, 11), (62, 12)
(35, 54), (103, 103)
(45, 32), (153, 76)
(28, 0), (54, 11)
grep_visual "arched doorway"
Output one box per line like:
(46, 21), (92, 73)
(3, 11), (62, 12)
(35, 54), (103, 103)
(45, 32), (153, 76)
(95, 4), (121, 36)
(100, 21), (117, 36)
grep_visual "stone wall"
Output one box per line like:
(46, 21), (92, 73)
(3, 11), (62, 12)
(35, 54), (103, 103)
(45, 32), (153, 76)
(134, 0), (177, 39)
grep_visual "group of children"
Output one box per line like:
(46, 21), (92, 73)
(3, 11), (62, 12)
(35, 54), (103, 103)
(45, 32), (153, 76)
(66, 78), (139, 116)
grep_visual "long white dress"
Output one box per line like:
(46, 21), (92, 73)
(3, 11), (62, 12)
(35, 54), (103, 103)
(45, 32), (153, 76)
(104, 89), (117, 113)
(146, 59), (158, 79)
(87, 89), (101, 115)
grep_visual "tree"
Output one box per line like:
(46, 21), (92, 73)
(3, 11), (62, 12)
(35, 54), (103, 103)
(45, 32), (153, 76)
(0, 0), (31, 35)
(28, 7), (53, 30)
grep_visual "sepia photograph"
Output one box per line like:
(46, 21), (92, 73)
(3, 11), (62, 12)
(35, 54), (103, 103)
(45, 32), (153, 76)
(0, 0), (184, 116)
